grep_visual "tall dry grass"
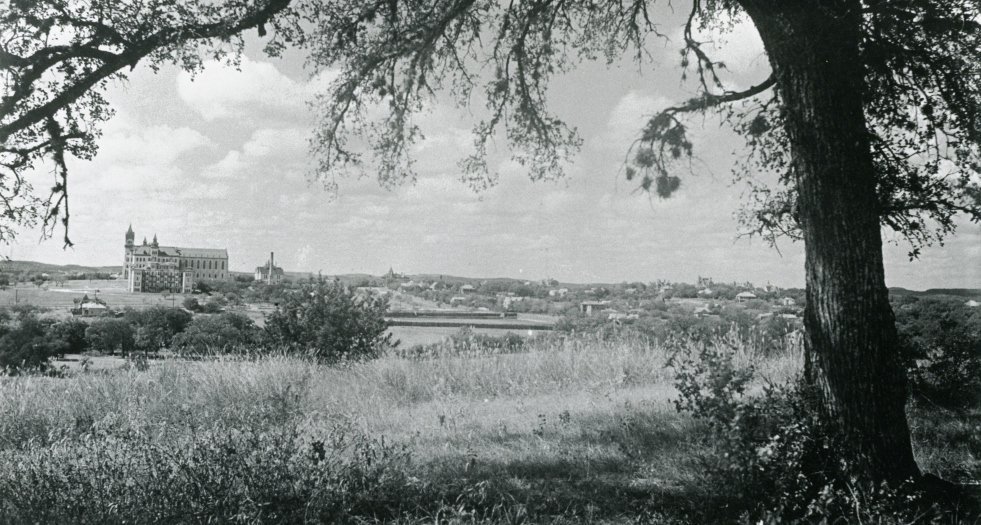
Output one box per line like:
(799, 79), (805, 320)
(0, 331), (804, 522)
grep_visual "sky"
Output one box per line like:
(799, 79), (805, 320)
(6, 13), (980, 289)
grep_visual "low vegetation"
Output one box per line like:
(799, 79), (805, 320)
(0, 317), (977, 522)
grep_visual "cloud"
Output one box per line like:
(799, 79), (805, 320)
(693, 15), (768, 74)
(176, 57), (336, 122)
(93, 120), (212, 167)
(202, 127), (309, 179)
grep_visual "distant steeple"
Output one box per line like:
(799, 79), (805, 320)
(125, 224), (135, 247)
(152, 234), (158, 247)
(142, 237), (147, 246)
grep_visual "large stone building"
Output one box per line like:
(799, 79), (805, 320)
(123, 225), (229, 293)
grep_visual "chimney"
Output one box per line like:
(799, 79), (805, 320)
(268, 252), (274, 284)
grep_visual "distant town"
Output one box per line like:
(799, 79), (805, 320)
(0, 228), (976, 345)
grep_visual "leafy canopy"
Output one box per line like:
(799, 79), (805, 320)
(1, 0), (979, 256)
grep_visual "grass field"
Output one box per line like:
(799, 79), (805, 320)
(0, 334), (977, 523)
(0, 279), (189, 315)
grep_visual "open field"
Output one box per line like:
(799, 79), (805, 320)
(2, 334), (976, 522)
(0, 279), (189, 314)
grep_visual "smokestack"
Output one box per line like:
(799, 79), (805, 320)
(268, 252), (274, 284)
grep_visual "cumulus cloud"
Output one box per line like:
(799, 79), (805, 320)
(202, 127), (309, 179)
(93, 120), (212, 167)
(176, 57), (336, 122)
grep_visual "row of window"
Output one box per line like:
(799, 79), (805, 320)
(182, 259), (226, 270)
(130, 257), (226, 271)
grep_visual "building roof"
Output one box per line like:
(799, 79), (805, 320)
(174, 247), (228, 258)
(129, 245), (227, 258)
(80, 302), (106, 309)
(736, 291), (758, 298)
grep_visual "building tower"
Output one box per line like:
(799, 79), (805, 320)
(267, 252), (274, 285)
(124, 224), (135, 278)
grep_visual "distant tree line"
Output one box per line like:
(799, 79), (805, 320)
(0, 279), (392, 374)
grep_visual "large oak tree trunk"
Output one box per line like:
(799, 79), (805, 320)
(739, 1), (920, 484)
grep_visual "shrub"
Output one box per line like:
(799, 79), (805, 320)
(51, 318), (89, 354)
(171, 312), (259, 354)
(85, 319), (136, 356)
(125, 306), (193, 352)
(670, 334), (959, 523)
(896, 297), (981, 408)
(0, 315), (67, 372)
(182, 297), (201, 312)
(264, 278), (392, 361)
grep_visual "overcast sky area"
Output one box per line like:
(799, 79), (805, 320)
(6, 13), (980, 289)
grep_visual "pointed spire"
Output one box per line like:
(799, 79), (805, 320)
(142, 237), (147, 245)
(127, 223), (134, 234)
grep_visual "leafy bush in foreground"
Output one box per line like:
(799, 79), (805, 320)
(670, 335), (960, 523)
(896, 297), (981, 409)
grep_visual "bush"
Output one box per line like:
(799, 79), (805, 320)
(171, 312), (259, 354)
(51, 318), (89, 354)
(264, 278), (392, 361)
(670, 334), (959, 523)
(85, 319), (136, 356)
(896, 297), (981, 408)
(125, 306), (193, 352)
(0, 314), (67, 372)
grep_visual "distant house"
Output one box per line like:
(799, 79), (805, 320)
(460, 284), (476, 294)
(579, 300), (611, 315)
(548, 288), (569, 298)
(736, 291), (758, 303)
(254, 252), (285, 284)
(73, 301), (107, 317)
(399, 280), (420, 291)
(697, 287), (714, 296)
(450, 296), (468, 305)
(502, 296), (525, 309)
(966, 300), (981, 308)
(355, 286), (389, 296)
(778, 297), (796, 306)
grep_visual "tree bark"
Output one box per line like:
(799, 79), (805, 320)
(738, 0), (921, 484)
